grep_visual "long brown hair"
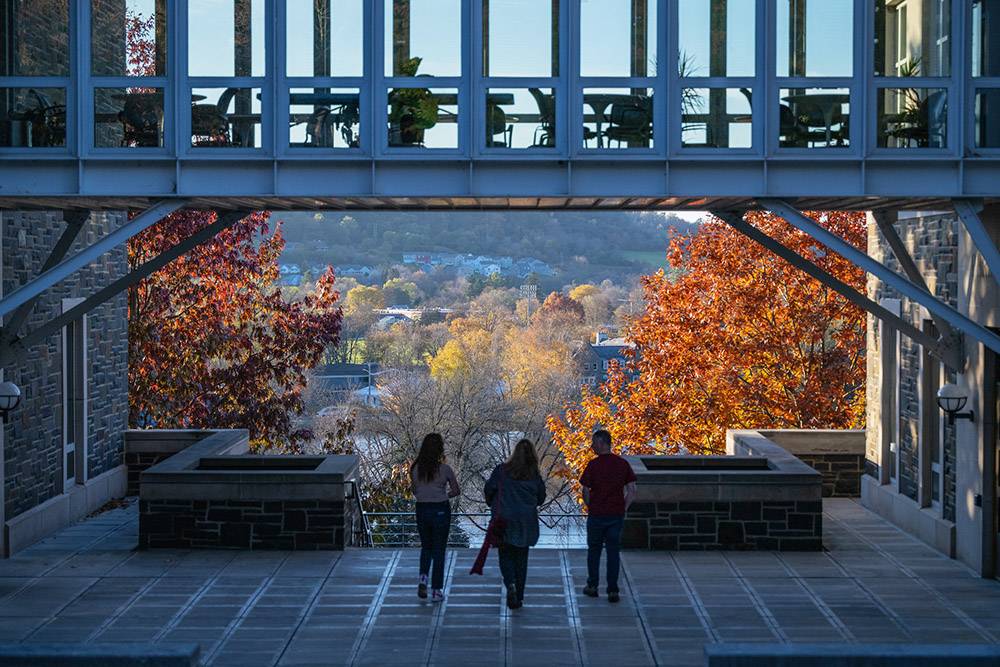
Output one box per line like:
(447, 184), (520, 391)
(504, 439), (540, 481)
(413, 433), (445, 483)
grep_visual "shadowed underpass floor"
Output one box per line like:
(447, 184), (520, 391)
(0, 499), (999, 666)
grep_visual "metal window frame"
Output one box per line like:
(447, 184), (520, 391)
(60, 297), (87, 492)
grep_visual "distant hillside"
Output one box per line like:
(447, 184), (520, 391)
(274, 210), (696, 284)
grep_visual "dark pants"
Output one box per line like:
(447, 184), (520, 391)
(587, 515), (624, 593)
(416, 501), (450, 590)
(498, 544), (529, 601)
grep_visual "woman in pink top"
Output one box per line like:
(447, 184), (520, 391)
(410, 433), (460, 602)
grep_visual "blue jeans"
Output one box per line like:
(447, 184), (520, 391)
(587, 515), (624, 593)
(416, 501), (451, 589)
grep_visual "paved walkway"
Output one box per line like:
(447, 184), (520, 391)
(0, 499), (999, 665)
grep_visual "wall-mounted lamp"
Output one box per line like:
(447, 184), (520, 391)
(937, 383), (975, 425)
(0, 382), (21, 424)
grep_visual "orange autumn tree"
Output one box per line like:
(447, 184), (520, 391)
(548, 210), (867, 479)
(128, 210), (342, 451)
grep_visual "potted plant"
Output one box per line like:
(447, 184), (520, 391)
(388, 57), (439, 147)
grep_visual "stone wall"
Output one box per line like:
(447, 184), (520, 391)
(139, 499), (349, 550)
(747, 430), (865, 498)
(866, 212), (959, 522)
(793, 453), (864, 497)
(2, 211), (129, 519)
(623, 500), (822, 551)
(124, 430), (227, 496)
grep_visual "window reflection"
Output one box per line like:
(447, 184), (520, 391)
(678, 0), (755, 77)
(778, 88), (849, 148)
(385, 0), (461, 77)
(189, 0), (265, 77)
(287, 0), (363, 77)
(580, 0), (656, 77)
(191, 87), (262, 148)
(387, 87), (458, 148)
(92, 0), (167, 77)
(95, 87), (164, 148)
(0, 88), (67, 147)
(484, 0), (559, 77)
(877, 88), (947, 147)
(681, 88), (752, 148)
(776, 0), (852, 76)
(975, 89), (1000, 147)
(290, 88), (360, 148)
(484, 88), (555, 148)
(875, 0), (950, 77)
(973, 1), (1000, 77)
(0, 1), (70, 76)
(582, 88), (653, 149)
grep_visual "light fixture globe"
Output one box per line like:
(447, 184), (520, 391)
(0, 381), (21, 423)
(937, 383), (974, 424)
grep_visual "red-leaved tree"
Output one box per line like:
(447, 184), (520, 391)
(548, 211), (867, 480)
(128, 210), (342, 451)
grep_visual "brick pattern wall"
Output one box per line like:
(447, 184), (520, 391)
(623, 500), (822, 551)
(139, 499), (350, 550)
(867, 213), (958, 521)
(796, 453), (864, 497)
(2, 211), (129, 518)
(125, 453), (175, 496)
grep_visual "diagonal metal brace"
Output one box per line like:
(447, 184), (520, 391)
(1, 210), (251, 366)
(0, 200), (186, 321)
(953, 198), (1000, 292)
(2, 209), (91, 338)
(871, 209), (964, 369)
(761, 198), (1000, 363)
(710, 210), (952, 366)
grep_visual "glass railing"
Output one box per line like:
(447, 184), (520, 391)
(362, 511), (587, 549)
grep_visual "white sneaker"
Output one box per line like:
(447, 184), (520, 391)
(431, 589), (444, 603)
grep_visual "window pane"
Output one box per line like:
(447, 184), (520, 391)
(484, 88), (555, 148)
(290, 88), (360, 148)
(678, 0), (755, 77)
(681, 87), (752, 148)
(65, 449), (75, 480)
(583, 88), (653, 149)
(0, 1), (70, 76)
(191, 87), (262, 148)
(92, 0), (167, 76)
(95, 87), (164, 148)
(875, 0), (950, 76)
(973, 1), (1000, 77)
(778, 88), (849, 148)
(776, 0), (852, 76)
(877, 88), (947, 148)
(189, 0), (265, 77)
(975, 89), (1000, 147)
(0, 88), (67, 147)
(288, 0), (363, 77)
(385, 0), (461, 77)
(388, 87), (457, 148)
(484, 0), (558, 77)
(581, 0), (656, 77)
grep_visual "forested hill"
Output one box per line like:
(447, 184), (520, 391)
(273, 210), (697, 274)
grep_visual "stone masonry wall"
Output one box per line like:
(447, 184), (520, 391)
(139, 499), (350, 550)
(2, 211), (129, 518)
(796, 453), (864, 497)
(867, 212), (958, 522)
(125, 452), (172, 497)
(623, 500), (823, 551)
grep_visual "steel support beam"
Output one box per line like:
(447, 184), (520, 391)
(0, 200), (186, 320)
(954, 198), (1000, 292)
(709, 210), (947, 361)
(760, 198), (1000, 360)
(2, 209), (90, 337)
(2, 210), (250, 364)
(871, 209), (964, 369)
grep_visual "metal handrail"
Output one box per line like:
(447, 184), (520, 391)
(362, 510), (586, 548)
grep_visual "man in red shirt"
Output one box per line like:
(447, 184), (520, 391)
(579, 430), (637, 603)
